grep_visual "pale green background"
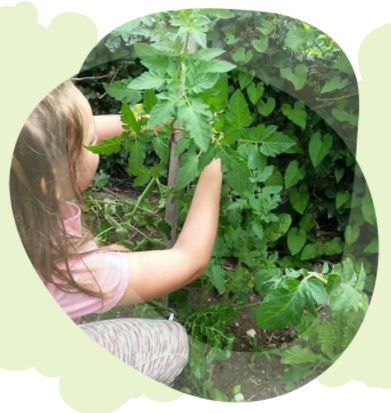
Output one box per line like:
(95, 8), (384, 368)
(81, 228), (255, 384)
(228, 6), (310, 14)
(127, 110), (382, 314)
(0, 2), (390, 412)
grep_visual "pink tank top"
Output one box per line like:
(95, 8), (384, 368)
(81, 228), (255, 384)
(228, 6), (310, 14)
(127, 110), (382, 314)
(44, 202), (130, 324)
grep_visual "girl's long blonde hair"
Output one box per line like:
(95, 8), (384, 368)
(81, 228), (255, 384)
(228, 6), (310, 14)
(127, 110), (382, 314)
(9, 79), (106, 306)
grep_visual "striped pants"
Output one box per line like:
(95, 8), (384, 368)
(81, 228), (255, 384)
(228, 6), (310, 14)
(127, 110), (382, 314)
(79, 318), (189, 385)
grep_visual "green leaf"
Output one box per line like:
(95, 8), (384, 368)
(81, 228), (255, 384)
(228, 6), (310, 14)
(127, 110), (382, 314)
(329, 283), (362, 313)
(147, 99), (176, 128)
(280, 64), (308, 91)
(251, 36), (269, 53)
(332, 108), (358, 126)
(238, 71), (254, 89)
(344, 224), (360, 245)
(284, 27), (305, 51)
(300, 213), (315, 232)
(151, 135), (169, 163)
(127, 140), (147, 174)
(208, 264), (226, 294)
(303, 279), (327, 305)
(336, 191), (351, 210)
(121, 102), (139, 132)
(324, 237), (344, 256)
(333, 54), (353, 74)
(259, 132), (295, 157)
(282, 102), (307, 129)
(364, 239), (378, 254)
(265, 213), (292, 241)
(177, 98), (212, 151)
(284, 160), (305, 189)
(247, 82), (264, 105)
(84, 135), (122, 155)
(190, 73), (220, 94)
(203, 59), (236, 73)
(194, 48), (225, 60)
(143, 89), (157, 113)
(335, 167), (345, 183)
(321, 75), (349, 94)
(309, 132), (333, 167)
(257, 97), (276, 117)
(301, 243), (323, 260)
(361, 192), (376, 225)
(225, 90), (252, 128)
(103, 79), (142, 104)
(128, 71), (165, 90)
(281, 345), (325, 365)
(287, 227), (307, 255)
(176, 150), (199, 189)
(289, 185), (310, 214)
(219, 148), (251, 194)
(254, 279), (305, 330)
(231, 47), (253, 64)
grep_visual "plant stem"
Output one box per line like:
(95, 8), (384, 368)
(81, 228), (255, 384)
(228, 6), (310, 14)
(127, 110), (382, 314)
(131, 177), (156, 215)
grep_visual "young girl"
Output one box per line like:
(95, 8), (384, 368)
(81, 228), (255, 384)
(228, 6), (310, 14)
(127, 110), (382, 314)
(10, 79), (223, 385)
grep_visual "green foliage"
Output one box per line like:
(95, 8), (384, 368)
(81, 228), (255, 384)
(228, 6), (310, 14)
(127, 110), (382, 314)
(81, 9), (377, 401)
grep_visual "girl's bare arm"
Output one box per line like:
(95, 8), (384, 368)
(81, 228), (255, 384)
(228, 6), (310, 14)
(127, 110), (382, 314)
(115, 158), (223, 306)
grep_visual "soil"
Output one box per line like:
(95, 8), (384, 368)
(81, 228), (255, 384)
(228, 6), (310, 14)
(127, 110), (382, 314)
(81, 185), (327, 402)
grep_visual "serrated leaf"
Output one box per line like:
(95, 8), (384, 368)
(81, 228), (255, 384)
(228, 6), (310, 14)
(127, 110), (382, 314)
(84, 135), (122, 155)
(177, 98), (212, 151)
(287, 227), (307, 255)
(226, 90), (252, 128)
(289, 185), (310, 214)
(259, 132), (295, 157)
(103, 79), (142, 104)
(128, 71), (165, 90)
(219, 148), (251, 194)
(203, 59), (236, 73)
(254, 279), (305, 330)
(257, 97), (276, 117)
(176, 151), (199, 189)
(284, 160), (305, 189)
(190, 73), (220, 94)
(194, 48), (225, 60)
(282, 345), (326, 365)
(321, 75), (349, 94)
(309, 132), (333, 167)
(127, 140), (147, 174)
(147, 99), (177, 128)
(281, 102), (307, 129)
(143, 89), (157, 113)
(303, 279), (327, 305)
(151, 135), (169, 163)
(120, 102), (139, 131)
(280, 64), (308, 91)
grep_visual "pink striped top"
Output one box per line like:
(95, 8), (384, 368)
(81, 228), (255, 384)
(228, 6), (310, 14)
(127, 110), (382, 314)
(44, 202), (130, 324)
